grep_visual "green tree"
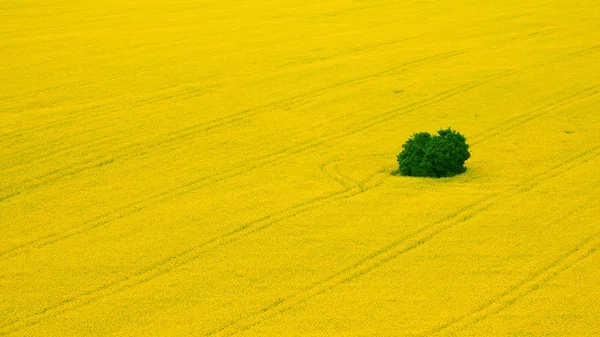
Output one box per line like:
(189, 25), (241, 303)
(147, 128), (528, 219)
(397, 128), (470, 178)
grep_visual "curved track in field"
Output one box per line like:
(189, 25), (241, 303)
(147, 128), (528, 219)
(205, 147), (600, 337)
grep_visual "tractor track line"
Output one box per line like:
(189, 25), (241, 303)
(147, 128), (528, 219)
(0, 30), (420, 140)
(470, 85), (599, 146)
(426, 199), (600, 336)
(0, 171), (388, 336)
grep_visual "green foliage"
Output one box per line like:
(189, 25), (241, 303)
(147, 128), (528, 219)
(397, 128), (470, 178)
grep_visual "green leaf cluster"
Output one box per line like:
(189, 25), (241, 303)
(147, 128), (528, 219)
(397, 128), (470, 178)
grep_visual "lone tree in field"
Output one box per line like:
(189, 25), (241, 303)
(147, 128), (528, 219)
(397, 128), (470, 178)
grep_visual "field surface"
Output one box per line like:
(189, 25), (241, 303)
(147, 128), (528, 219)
(1, 0), (599, 335)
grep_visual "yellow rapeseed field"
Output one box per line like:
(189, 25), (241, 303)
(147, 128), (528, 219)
(1, 0), (599, 335)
